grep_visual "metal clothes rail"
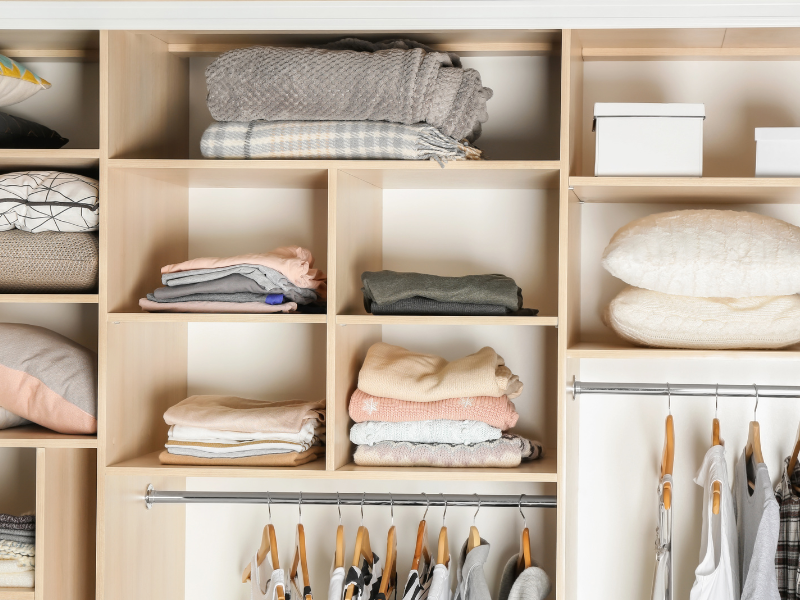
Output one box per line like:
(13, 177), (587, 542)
(144, 486), (557, 510)
(571, 379), (800, 400)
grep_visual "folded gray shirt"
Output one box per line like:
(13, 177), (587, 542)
(153, 274), (273, 299)
(361, 271), (523, 311)
(147, 292), (271, 304)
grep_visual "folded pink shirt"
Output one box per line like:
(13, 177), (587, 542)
(161, 246), (327, 293)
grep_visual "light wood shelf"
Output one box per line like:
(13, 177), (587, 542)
(0, 294), (98, 304)
(566, 342), (800, 360)
(0, 426), (97, 448)
(0, 149), (100, 170)
(582, 47), (800, 61)
(0, 588), (35, 600)
(335, 315), (558, 326)
(107, 313), (326, 324)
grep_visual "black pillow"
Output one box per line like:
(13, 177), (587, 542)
(0, 112), (68, 149)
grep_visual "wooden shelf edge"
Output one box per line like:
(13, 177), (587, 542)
(0, 294), (98, 304)
(0, 149), (100, 159)
(0, 426), (97, 448)
(107, 313), (327, 324)
(567, 343), (800, 360)
(335, 315), (558, 326)
(107, 159), (562, 171)
(583, 47), (800, 61)
(0, 587), (35, 600)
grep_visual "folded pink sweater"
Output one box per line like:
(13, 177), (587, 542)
(348, 389), (519, 430)
(161, 246), (326, 292)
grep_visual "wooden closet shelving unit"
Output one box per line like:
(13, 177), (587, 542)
(2, 24), (800, 600)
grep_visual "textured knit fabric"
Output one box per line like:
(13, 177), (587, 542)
(153, 274), (274, 299)
(164, 396), (325, 434)
(0, 533), (35, 544)
(146, 292), (275, 304)
(0, 230), (98, 292)
(0, 558), (33, 573)
(0, 569), (34, 588)
(201, 121), (481, 163)
(0, 529), (33, 539)
(139, 298), (298, 314)
(0, 171), (98, 232)
(348, 389), (519, 429)
(358, 343), (523, 402)
(367, 297), (538, 317)
(162, 246), (325, 292)
(690, 445), (740, 600)
(653, 475), (673, 600)
(775, 457), (800, 599)
(0, 406), (29, 430)
(0, 515), (34, 526)
(362, 271), (522, 311)
(455, 540), (491, 600)
(603, 209), (800, 298)
(497, 555), (551, 600)
(734, 450), (780, 600)
(168, 421), (322, 445)
(605, 287), (800, 350)
(205, 40), (492, 142)
(162, 265), (321, 303)
(0, 540), (34, 558)
(350, 420), (501, 446)
(353, 435), (543, 468)
(158, 446), (322, 467)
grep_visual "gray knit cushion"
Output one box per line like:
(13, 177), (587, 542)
(0, 230), (98, 292)
(205, 39), (492, 142)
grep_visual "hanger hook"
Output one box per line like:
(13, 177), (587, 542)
(361, 492), (366, 525)
(336, 492), (342, 525)
(441, 494), (447, 526)
(519, 494), (527, 529)
(753, 383), (759, 421)
(389, 492), (394, 526)
(715, 384), (719, 418)
(422, 492), (430, 520)
(473, 493), (481, 525)
(666, 382), (671, 414)
(267, 492), (272, 522)
(298, 491), (302, 524)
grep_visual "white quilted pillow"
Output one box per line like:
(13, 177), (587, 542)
(602, 209), (800, 298)
(604, 286), (800, 349)
(0, 171), (99, 233)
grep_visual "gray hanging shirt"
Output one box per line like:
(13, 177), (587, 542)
(454, 539), (491, 600)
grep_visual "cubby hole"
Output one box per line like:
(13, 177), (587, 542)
(0, 31), (100, 150)
(105, 321), (327, 471)
(107, 30), (561, 161)
(106, 166), (327, 315)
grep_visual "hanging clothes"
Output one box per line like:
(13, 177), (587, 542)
(775, 457), (800, 600)
(402, 550), (433, 600)
(329, 560), (346, 600)
(344, 553), (383, 600)
(249, 552), (287, 600)
(734, 449), (780, 600)
(690, 445), (740, 600)
(497, 554), (550, 600)
(427, 563), (452, 600)
(652, 474), (673, 600)
(454, 539), (491, 600)
(291, 562), (312, 600)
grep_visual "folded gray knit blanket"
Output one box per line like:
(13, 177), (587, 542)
(205, 39), (493, 142)
(366, 296), (538, 317)
(361, 271), (523, 311)
(201, 121), (481, 163)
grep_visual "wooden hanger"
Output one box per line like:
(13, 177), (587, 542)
(242, 524), (285, 600)
(712, 386), (722, 516)
(411, 495), (431, 572)
(344, 495), (373, 600)
(788, 424), (800, 494)
(515, 495), (532, 577)
(467, 495), (481, 554)
(335, 493), (346, 571)
(290, 496), (311, 600)
(436, 497), (449, 568)
(745, 384), (764, 491)
(661, 414), (675, 511)
(379, 497), (397, 598)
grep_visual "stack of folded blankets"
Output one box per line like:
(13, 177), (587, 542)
(0, 171), (99, 292)
(200, 39), (492, 163)
(602, 209), (800, 349)
(159, 395), (326, 467)
(139, 246), (326, 314)
(0, 513), (34, 588)
(361, 271), (538, 316)
(350, 342), (543, 468)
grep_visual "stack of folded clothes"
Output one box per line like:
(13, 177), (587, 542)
(0, 513), (34, 588)
(361, 271), (538, 316)
(159, 395), (325, 467)
(350, 342), (543, 468)
(200, 39), (491, 163)
(139, 246), (326, 314)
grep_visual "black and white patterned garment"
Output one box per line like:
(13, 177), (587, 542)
(402, 552), (433, 600)
(0, 171), (99, 232)
(344, 553), (384, 600)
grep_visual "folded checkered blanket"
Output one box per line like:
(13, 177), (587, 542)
(200, 121), (481, 163)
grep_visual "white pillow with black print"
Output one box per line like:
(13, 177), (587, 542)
(0, 171), (99, 233)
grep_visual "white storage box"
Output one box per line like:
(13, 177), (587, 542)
(755, 128), (800, 177)
(594, 103), (705, 177)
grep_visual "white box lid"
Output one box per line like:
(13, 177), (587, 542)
(594, 103), (706, 118)
(755, 127), (800, 141)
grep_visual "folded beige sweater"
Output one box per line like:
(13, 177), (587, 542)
(163, 396), (325, 434)
(358, 343), (522, 402)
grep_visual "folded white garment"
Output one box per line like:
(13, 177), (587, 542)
(165, 438), (321, 455)
(0, 558), (33, 574)
(0, 569), (34, 587)
(168, 419), (322, 445)
(350, 420), (502, 446)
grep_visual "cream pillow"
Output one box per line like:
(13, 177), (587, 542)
(602, 209), (800, 298)
(604, 286), (800, 349)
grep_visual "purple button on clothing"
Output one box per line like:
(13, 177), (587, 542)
(265, 294), (284, 305)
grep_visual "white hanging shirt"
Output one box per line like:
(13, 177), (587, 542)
(690, 445), (740, 600)
(329, 563), (346, 600)
(250, 552), (287, 600)
(652, 474), (673, 600)
(428, 563), (452, 600)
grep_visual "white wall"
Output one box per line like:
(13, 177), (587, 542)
(0, 448), (36, 517)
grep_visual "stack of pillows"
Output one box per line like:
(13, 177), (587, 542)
(200, 39), (490, 163)
(0, 513), (35, 589)
(0, 54), (67, 148)
(139, 246), (326, 314)
(602, 209), (800, 349)
(0, 171), (99, 293)
(350, 342), (543, 468)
